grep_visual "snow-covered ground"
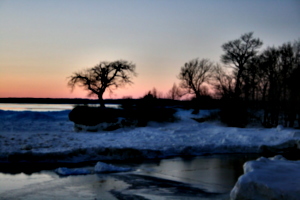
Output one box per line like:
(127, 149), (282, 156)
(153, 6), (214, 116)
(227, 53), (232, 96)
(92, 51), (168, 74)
(0, 108), (298, 163)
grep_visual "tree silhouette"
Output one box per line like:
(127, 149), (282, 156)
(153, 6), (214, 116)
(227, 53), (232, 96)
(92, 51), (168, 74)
(68, 60), (136, 108)
(221, 32), (263, 98)
(287, 66), (300, 127)
(224, 39), (300, 127)
(178, 58), (214, 99)
(213, 64), (235, 98)
(167, 83), (181, 100)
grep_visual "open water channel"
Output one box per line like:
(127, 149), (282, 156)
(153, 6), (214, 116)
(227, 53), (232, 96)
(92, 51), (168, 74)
(0, 154), (259, 200)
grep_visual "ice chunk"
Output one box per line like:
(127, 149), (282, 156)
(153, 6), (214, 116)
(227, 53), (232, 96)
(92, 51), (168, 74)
(94, 161), (132, 173)
(276, 124), (284, 131)
(231, 156), (300, 200)
(55, 167), (92, 176)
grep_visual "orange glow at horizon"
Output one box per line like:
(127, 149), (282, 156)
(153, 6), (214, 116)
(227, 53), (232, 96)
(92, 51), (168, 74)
(0, 76), (160, 99)
(0, 62), (176, 99)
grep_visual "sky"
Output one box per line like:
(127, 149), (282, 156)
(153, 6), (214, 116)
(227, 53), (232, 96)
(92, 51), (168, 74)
(0, 0), (299, 99)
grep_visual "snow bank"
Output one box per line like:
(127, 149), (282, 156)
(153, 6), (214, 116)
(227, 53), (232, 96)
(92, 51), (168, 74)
(0, 109), (297, 163)
(230, 156), (300, 200)
(94, 161), (132, 173)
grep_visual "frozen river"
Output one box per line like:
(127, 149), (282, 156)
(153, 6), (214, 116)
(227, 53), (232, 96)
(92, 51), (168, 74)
(0, 154), (259, 200)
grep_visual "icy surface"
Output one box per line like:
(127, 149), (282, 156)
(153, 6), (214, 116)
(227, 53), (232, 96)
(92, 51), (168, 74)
(230, 155), (300, 200)
(94, 161), (132, 173)
(55, 167), (92, 176)
(0, 109), (296, 162)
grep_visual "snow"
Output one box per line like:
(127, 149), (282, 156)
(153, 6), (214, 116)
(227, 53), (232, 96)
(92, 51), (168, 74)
(94, 161), (132, 173)
(230, 155), (300, 200)
(0, 108), (298, 162)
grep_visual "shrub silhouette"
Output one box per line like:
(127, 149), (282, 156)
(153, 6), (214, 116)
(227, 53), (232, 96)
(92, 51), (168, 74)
(69, 106), (123, 126)
(69, 100), (177, 131)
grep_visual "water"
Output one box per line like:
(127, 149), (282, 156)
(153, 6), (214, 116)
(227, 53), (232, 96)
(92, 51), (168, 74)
(0, 154), (259, 200)
(0, 103), (120, 111)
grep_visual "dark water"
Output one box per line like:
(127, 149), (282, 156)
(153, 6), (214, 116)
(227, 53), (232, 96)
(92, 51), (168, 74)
(0, 154), (259, 200)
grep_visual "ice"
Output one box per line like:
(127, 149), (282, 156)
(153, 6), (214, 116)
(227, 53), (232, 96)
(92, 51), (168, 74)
(230, 156), (300, 200)
(291, 131), (300, 138)
(55, 167), (92, 176)
(54, 161), (131, 176)
(94, 162), (132, 173)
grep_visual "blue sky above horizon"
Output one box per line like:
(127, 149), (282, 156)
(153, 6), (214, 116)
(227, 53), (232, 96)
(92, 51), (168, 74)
(0, 0), (299, 99)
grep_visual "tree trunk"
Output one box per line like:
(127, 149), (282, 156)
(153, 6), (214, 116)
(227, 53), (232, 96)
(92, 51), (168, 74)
(235, 68), (243, 98)
(98, 94), (105, 108)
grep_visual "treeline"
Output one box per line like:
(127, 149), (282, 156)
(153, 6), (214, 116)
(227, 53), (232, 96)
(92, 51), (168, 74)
(173, 32), (300, 128)
(0, 97), (220, 110)
(218, 33), (300, 128)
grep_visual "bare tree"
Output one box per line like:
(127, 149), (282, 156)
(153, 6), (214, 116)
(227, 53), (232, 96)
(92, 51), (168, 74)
(68, 60), (137, 108)
(221, 32), (263, 98)
(148, 87), (165, 99)
(167, 83), (181, 100)
(178, 58), (215, 99)
(244, 56), (262, 102)
(213, 64), (236, 98)
(259, 41), (300, 127)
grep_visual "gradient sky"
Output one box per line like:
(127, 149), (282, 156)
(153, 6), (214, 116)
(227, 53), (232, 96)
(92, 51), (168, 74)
(1, 0), (299, 99)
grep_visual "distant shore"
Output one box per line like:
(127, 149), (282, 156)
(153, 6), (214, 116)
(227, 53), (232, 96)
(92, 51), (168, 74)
(0, 98), (220, 110)
(0, 98), (119, 105)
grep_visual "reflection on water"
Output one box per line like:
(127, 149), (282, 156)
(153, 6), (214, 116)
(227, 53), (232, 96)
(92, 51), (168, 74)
(134, 155), (253, 193)
(0, 172), (127, 200)
(0, 103), (74, 111)
(0, 154), (259, 200)
(0, 172), (53, 193)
